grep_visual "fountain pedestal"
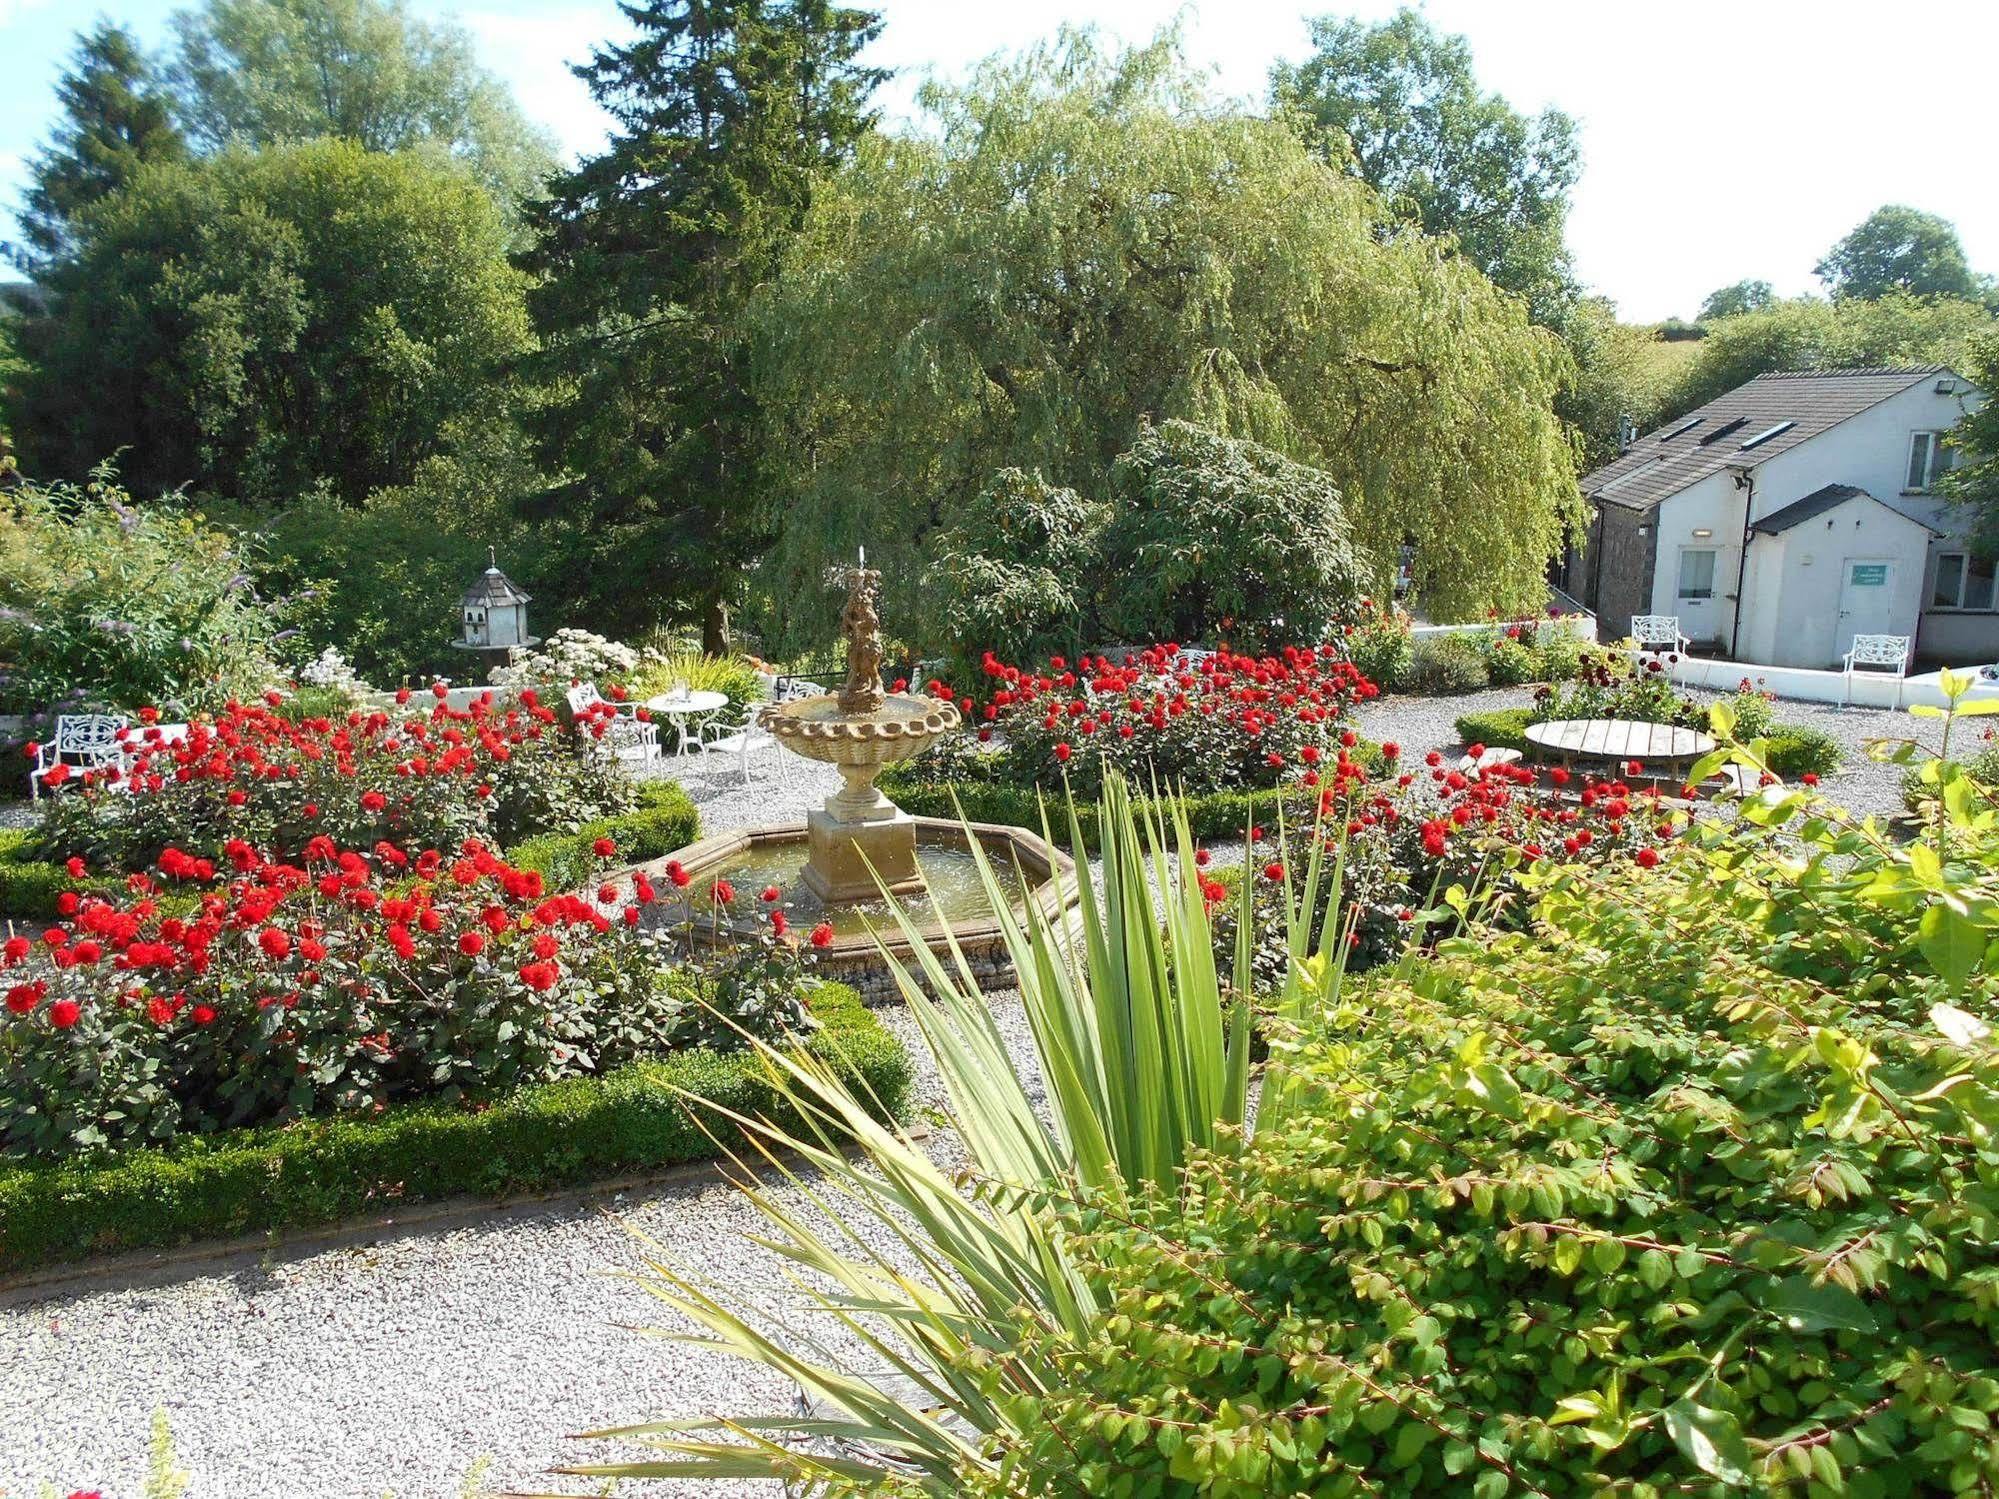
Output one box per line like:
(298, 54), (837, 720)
(801, 769), (924, 903)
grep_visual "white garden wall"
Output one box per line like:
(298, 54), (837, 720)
(1660, 651), (1994, 710)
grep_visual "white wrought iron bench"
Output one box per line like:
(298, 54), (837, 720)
(29, 713), (128, 798)
(1841, 634), (1911, 708)
(1629, 615), (1691, 661)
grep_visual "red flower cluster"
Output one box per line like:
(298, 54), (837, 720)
(956, 643), (1377, 796)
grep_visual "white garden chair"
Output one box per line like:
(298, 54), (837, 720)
(564, 683), (660, 765)
(1629, 615), (1691, 662)
(1842, 634), (1911, 708)
(29, 713), (128, 799)
(695, 678), (807, 786)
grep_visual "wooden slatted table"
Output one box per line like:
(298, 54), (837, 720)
(1522, 718), (1716, 770)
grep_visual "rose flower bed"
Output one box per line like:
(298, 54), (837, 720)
(881, 643), (1382, 844)
(28, 686), (641, 880)
(1211, 744), (1677, 983)
(0, 835), (910, 1269)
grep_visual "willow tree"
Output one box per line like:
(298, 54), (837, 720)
(749, 33), (1580, 652)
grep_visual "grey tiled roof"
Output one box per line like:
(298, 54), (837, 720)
(1747, 481), (1936, 538)
(463, 567), (531, 608)
(1581, 366), (1950, 512)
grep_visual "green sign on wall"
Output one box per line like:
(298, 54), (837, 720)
(1848, 563), (1888, 586)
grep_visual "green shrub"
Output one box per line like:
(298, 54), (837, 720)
(1763, 723), (1842, 779)
(510, 781), (701, 889)
(1452, 705), (1536, 753)
(965, 798), (1999, 1494)
(0, 468), (283, 716)
(1529, 621), (1589, 682)
(1905, 738), (1999, 813)
(1481, 632), (1538, 685)
(1338, 606), (1415, 691)
(0, 828), (83, 918)
(1405, 632), (1489, 694)
(0, 983), (908, 1272)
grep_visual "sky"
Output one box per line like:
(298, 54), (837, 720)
(1, 0), (1995, 323)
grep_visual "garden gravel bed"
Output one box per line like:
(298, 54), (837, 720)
(0, 988), (1043, 1499)
(1356, 684), (1920, 822)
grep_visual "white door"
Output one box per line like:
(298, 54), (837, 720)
(1835, 558), (1897, 660)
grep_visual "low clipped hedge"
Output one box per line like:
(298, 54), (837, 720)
(487, 779), (700, 890)
(0, 982), (907, 1274)
(878, 743), (1384, 852)
(1453, 707), (1536, 754)
(0, 827), (87, 920)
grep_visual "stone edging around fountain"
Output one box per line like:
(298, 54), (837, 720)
(594, 815), (1080, 1005)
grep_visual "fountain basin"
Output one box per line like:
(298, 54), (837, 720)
(618, 817), (1078, 1002)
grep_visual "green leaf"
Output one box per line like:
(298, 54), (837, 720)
(1932, 1001), (1993, 1047)
(1918, 902), (1987, 988)
(1663, 1400), (1753, 1485)
(1764, 1276), (1879, 1334)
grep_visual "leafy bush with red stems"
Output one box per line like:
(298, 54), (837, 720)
(1, 836), (814, 1159)
(31, 686), (638, 875)
(921, 643), (1378, 798)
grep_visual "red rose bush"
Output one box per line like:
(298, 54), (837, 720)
(1, 836), (812, 1159)
(32, 687), (637, 875)
(925, 643), (1378, 798)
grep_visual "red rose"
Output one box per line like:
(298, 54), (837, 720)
(518, 960), (560, 992)
(1801, 773), (1819, 787)
(360, 790), (387, 812)
(761, 885), (781, 903)
(592, 837), (616, 858)
(710, 879), (735, 905)
(1054, 742), (1072, 762)
(1635, 847), (1661, 869)
(49, 999), (82, 1030)
(1380, 741), (1399, 759)
(1193, 848), (1211, 867)
(258, 927), (292, 960)
(64, 855), (86, 879)
(5, 983), (41, 1014)
(770, 910), (788, 938)
(1262, 862), (1284, 882)
(809, 922), (834, 949)
(458, 931), (485, 956)
(192, 1003), (218, 1025)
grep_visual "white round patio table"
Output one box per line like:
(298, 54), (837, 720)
(644, 689), (729, 755)
(1522, 718), (1716, 770)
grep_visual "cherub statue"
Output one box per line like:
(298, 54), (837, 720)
(838, 567), (887, 714)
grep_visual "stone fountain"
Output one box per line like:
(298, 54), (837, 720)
(759, 555), (960, 902)
(608, 549), (1076, 1001)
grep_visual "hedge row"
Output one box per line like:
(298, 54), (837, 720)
(880, 771), (1309, 853)
(0, 982), (908, 1274)
(508, 779), (702, 890)
(0, 826), (87, 920)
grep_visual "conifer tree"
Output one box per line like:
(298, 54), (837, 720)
(520, 0), (885, 649)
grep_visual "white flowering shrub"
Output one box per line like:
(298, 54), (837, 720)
(292, 646), (374, 704)
(488, 629), (640, 691)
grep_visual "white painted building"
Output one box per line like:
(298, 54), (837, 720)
(1561, 366), (1987, 669)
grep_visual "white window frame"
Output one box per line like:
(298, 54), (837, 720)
(1676, 546), (1718, 601)
(1908, 431), (1955, 493)
(1931, 551), (1997, 613)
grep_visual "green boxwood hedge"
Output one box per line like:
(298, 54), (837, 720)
(0, 982), (907, 1274)
(876, 747), (1385, 852)
(0, 826), (87, 920)
(1452, 707), (1537, 754)
(485, 779), (701, 890)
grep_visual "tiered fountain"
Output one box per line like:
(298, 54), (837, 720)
(628, 552), (1077, 999)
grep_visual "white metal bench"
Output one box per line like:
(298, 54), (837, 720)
(565, 683), (660, 764)
(1842, 634), (1911, 708)
(1630, 615), (1691, 661)
(29, 713), (127, 798)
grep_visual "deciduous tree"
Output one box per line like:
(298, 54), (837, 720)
(1271, 8), (1579, 315)
(15, 139), (533, 502)
(1816, 205), (1982, 302)
(167, 0), (557, 216)
(753, 35), (1579, 649)
(1697, 279), (1776, 322)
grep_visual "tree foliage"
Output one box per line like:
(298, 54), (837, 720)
(1939, 327), (1999, 557)
(166, 0), (558, 216)
(519, 0), (885, 651)
(752, 35), (1579, 652)
(1661, 291), (1992, 419)
(13, 138), (533, 503)
(6, 22), (188, 275)
(1271, 7), (1579, 315)
(1698, 278), (1776, 321)
(933, 469), (1109, 670)
(1817, 204), (1985, 303)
